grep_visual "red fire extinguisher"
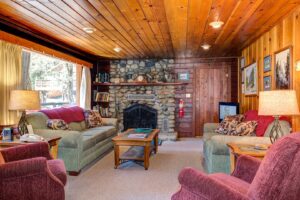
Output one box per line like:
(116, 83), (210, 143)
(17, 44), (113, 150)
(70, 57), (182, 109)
(179, 99), (184, 118)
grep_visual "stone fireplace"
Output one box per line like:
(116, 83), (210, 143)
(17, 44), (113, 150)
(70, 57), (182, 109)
(108, 59), (177, 141)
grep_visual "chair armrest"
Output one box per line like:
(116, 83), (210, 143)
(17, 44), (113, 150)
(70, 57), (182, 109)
(34, 129), (82, 149)
(232, 155), (261, 183)
(177, 167), (248, 200)
(203, 123), (219, 141)
(102, 118), (119, 129)
(0, 142), (52, 162)
(0, 157), (48, 178)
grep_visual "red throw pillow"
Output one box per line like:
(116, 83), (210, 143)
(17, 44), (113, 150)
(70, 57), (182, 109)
(40, 109), (61, 119)
(244, 110), (259, 121)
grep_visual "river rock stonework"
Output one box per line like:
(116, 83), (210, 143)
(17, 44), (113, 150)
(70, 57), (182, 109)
(109, 59), (177, 141)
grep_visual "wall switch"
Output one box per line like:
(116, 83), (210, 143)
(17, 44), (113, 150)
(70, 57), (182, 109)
(186, 93), (191, 98)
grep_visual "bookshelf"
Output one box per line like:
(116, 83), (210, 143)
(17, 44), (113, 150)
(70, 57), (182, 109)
(91, 60), (111, 118)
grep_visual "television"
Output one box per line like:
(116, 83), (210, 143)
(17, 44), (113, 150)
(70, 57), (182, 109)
(219, 102), (239, 122)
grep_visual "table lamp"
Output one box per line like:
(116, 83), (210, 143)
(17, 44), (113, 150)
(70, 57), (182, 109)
(8, 90), (41, 135)
(258, 90), (300, 143)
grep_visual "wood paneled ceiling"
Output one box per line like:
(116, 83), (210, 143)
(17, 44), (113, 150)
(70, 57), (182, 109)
(0, 0), (299, 59)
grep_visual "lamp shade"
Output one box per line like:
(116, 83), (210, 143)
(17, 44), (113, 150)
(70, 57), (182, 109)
(8, 90), (41, 111)
(258, 90), (300, 116)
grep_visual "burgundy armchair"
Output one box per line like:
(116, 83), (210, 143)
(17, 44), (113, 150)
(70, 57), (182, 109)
(172, 133), (300, 200)
(0, 142), (67, 200)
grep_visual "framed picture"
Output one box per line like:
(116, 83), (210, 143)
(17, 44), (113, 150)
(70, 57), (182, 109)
(241, 69), (245, 83)
(178, 72), (190, 81)
(274, 46), (292, 89)
(244, 62), (258, 95)
(263, 76), (272, 91)
(264, 55), (271, 72)
(240, 57), (245, 69)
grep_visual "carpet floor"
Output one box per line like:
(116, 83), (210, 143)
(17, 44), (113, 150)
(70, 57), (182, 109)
(66, 138), (204, 200)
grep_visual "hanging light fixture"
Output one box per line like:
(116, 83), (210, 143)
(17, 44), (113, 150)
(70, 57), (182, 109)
(201, 44), (211, 50)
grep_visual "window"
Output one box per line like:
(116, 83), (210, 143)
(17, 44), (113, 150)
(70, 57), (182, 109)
(25, 50), (77, 109)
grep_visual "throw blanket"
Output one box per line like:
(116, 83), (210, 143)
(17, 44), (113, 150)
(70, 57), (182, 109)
(40, 106), (85, 124)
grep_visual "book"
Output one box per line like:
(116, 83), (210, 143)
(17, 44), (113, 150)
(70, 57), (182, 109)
(128, 133), (147, 139)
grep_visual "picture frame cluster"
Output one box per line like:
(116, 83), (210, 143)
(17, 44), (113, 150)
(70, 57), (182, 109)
(240, 46), (292, 96)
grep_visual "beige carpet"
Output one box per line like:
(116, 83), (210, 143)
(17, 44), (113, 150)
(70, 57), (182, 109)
(66, 138), (204, 200)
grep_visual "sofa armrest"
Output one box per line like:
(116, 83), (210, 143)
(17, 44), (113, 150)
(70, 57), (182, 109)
(203, 123), (219, 141)
(102, 118), (119, 129)
(0, 142), (52, 162)
(34, 129), (82, 149)
(173, 167), (247, 200)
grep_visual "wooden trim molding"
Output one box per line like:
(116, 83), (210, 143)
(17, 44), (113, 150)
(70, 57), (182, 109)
(0, 30), (93, 67)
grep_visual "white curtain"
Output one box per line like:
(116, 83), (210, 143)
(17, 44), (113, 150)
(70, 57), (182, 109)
(80, 67), (91, 109)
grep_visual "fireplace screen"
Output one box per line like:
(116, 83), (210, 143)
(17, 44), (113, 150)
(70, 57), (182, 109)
(123, 103), (157, 131)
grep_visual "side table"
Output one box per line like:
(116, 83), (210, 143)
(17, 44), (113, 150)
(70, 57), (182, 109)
(0, 136), (61, 159)
(227, 143), (271, 173)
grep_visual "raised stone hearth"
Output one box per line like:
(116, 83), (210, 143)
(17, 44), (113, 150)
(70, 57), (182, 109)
(108, 59), (177, 141)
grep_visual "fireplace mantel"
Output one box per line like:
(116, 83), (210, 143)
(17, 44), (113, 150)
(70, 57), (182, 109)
(93, 82), (188, 86)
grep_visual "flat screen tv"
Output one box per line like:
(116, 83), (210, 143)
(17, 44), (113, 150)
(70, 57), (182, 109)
(219, 102), (239, 122)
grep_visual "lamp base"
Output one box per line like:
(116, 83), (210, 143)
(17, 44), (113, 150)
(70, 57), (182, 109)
(18, 111), (28, 135)
(269, 116), (283, 144)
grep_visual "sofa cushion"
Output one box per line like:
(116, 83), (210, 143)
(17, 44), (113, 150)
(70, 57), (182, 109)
(69, 121), (86, 131)
(215, 114), (244, 135)
(84, 110), (103, 128)
(47, 119), (69, 130)
(47, 159), (67, 185)
(235, 121), (257, 136)
(81, 126), (116, 151)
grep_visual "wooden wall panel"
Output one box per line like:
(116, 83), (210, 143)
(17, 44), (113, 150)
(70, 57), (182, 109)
(240, 7), (300, 131)
(173, 58), (238, 137)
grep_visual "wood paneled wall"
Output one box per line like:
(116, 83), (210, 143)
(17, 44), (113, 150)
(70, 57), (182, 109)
(240, 7), (300, 131)
(171, 58), (238, 137)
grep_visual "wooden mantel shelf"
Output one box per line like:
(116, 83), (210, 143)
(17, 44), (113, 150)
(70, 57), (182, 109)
(93, 82), (189, 86)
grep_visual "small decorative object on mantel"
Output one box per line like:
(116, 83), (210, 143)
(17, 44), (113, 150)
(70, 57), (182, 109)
(136, 75), (146, 83)
(274, 46), (292, 89)
(244, 62), (258, 96)
(259, 90), (299, 143)
(264, 55), (271, 72)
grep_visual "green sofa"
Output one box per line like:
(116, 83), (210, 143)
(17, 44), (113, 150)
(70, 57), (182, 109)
(203, 120), (291, 174)
(26, 112), (118, 174)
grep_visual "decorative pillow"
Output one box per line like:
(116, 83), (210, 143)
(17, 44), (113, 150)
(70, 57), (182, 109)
(47, 119), (69, 130)
(215, 114), (245, 135)
(84, 110), (103, 128)
(234, 121), (258, 136)
(0, 152), (5, 165)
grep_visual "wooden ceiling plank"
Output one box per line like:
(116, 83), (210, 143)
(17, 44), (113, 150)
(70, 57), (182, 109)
(53, 0), (134, 57)
(72, 0), (147, 58)
(25, 0), (121, 56)
(240, 1), (300, 49)
(110, 0), (162, 57)
(186, 0), (212, 57)
(0, 1), (105, 56)
(12, 0), (114, 57)
(164, 0), (188, 57)
(88, 0), (153, 57)
(137, 0), (171, 57)
(63, 0), (144, 57)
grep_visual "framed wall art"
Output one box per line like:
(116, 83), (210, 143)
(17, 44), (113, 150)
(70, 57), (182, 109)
(244, 62), (258, 95)
(274, 46), (292, 89)
(263, 76), (271, 91)
(240, 57), (245, 69)
(263, 55), (271, 72)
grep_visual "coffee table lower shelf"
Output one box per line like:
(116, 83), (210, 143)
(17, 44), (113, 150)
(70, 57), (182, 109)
(119, 146), (155, 161)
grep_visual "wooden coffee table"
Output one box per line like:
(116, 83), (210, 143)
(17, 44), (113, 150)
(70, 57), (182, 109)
(112, 129), (159, 170)
(227, 143), (271, 173)
(0, 136), (62, 158)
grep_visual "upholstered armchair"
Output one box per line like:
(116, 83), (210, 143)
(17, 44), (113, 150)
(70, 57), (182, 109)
(0, 142), (67, 200)
(172, 133), (300, 200)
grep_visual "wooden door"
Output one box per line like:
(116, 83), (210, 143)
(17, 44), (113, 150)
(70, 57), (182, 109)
(193, 65), (231, 136)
